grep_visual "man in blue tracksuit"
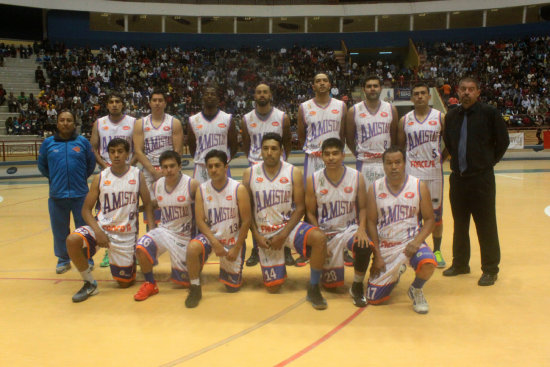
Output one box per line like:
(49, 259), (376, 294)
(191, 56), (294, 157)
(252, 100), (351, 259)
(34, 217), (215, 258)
(38, 110), (96, 273)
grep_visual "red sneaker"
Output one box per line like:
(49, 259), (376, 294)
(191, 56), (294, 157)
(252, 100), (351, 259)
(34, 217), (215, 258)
(134, 282), (159, 301)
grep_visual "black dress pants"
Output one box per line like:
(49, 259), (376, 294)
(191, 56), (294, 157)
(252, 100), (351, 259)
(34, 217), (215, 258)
(449, 169), (500, 274)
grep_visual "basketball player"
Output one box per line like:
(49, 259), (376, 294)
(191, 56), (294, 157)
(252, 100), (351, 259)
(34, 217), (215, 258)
(242, 83), (294, 267)
(187, 86), (239, 183)
(133, 90), (183, 226)
(365, 146), (436, 314)
(397, 83), (447, 268)
(298, 73), (346, 179)
(243, 133), (328, 309)
(133, 150), (199, 301)
(90, 92), (136, 267)
(66, 138), (155, 302)
(345, 75), (398, 188)
(305, 138), (372, 307)
(184, 150), (251, 308)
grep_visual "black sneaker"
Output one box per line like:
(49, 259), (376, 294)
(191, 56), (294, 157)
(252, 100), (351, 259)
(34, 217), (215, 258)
(72, 281), (98, 303)
(245, 248), (259, 267)
(306, 283), (327, 310)
(349, 281), (366, 307)
(442, 266), (470, 277)
(478, 273), (498, 286)
(344, 250), (354, 267)
(295, 255), (310, 267)
(284, 247), (296, 266)
(185, 284), (202, 308)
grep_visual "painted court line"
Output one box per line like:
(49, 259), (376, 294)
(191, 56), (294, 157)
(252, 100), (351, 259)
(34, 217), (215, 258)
(158, 298), (306, 367)
(495, 174), (523, 180)
(274, 307), (366, 367)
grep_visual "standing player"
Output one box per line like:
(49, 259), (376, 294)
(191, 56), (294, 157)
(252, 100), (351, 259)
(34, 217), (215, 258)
(305, 138), (372, 307)
(133, 150), (199, 301)
(90, 92), (136, 268)
(243, 133), (328, 309)
(65, 138), (155, 302)
(242, 83), (294, 267)
(184, 150), (251, 308)
(133, 90), (183, 226)
(346, 75), (398, 188)
(365, 146), (436, 314)
(298, 73), (346, 179)
(397, 83), (447, 267)
(187, 86), (239, 183)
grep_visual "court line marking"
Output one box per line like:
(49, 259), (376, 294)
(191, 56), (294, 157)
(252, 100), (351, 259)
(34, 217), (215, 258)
(495, 174), (523, 180)
(158, 298), (307, 367)
(273, 306), (366, 367)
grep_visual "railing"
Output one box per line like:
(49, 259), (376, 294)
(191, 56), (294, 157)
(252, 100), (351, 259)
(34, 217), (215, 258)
(0, 139), (42, 161)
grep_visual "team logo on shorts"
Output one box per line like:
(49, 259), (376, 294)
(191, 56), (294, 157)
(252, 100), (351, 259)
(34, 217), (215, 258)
(256, 177), (264, 183)
(129, 179), (136, 185)
(428, 120), (438, 126)
(272, 122), (279, 126)
(157, 196), (163, 201)
(123, 126), (131, 130)
(378, 193), (387, 199)
(380, 112), (388, 117)
(344, 186), (353, 193)
(72, 146), (81, 153)
(360, 113), (367, 118)
(119, 270), (126, 276)
(197, 124), (203, 129)
(218, 123), (226, 128)
(163, 126), (171, 131)
(404, 192), (415, 199)
(177, 196), (186, 202)
(145, 127), (151, 131)
(104, 180), (111, 186)
(250, 123), (257, 128)
(226, 195), (233, 201)
(320, 189), (328, 195)
(331, 109), (339, 114)
(279, 177), (289, 184)
(309, 111), (316, 116)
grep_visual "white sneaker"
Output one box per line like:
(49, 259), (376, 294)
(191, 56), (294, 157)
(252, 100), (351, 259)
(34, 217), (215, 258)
(408, 286), (429, 314)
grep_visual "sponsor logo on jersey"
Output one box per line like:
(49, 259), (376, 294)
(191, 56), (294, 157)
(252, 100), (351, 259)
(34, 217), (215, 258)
(157, 196), (163, 201)
(380, 112), (389, 117)
(272, 121), (279, 127)
(250, 123), (257, 128)
(129, 179), (136, 185)
(218, 123), (226, 128)
(344, 186), (353, 193)
(226, 195), (233, 201)
(320, 189), (328, 195)
(309, 111), (316, 116)
(163, 126), (171, 131)
(407, 121), (414, 126)
(378, 193), (387, 199)
(177, 196), (185, 202)
(72, 146), (81, 153)
(428, 120), (438, 126)
(256, 177), (264, 183)
(331, 109), (339, 114)
(145, 127), (151, 131)
(207, 196), (213, 201)
(123, 126), (131, 131)
(102, 126), (109, 130)
(405, 192), (415, 199)
(197, 124), (203, 129)
(360, 113), (367, 118)
(280, 177), (289, 184)
(104, 180), (111, 186)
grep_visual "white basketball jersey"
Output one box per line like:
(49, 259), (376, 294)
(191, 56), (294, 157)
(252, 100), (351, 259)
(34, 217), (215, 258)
(354, 101), (393, 163)
(200, 178), (240, 246)
(143, 113), (174, 167)
(97, 115), (136, 164)
(244, 107), (285, 164)
(250, 161), (294, 236)
(313, 167), (360, 236)
(189, 110), (232, 164)
(97, 166), (140, 235)
(403, 108), (443, 180)
(373, 175), (421, 249)
(154, 174), (194, 240)
(301, 98), (345, 154)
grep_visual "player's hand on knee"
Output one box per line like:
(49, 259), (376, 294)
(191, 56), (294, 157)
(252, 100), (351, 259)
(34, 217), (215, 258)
(354, 230), (369, 248)
(404, 241), (420, 258)
(268, 234), (285, 250)
(212, 240), (228, 257)
(96, 231), (111, 248)
(226, 246), (240, 262)
(256, 235), (270, 249)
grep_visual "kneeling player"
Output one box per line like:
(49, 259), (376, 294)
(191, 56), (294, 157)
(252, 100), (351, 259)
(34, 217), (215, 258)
(66, 138), (155, 302)
(185, 150), (251, 308)
(133, 150), (199, 301)
(243, 133), (328, 310)
(305, 138), (372, 307)
(366, 146), (436, 314)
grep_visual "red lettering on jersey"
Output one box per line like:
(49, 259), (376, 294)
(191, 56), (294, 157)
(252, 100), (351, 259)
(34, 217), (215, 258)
(428, 120), (438, 126)
(218, 123), (226, 128)
(331, 109), (339, 114)
(256, 177), (264, 183)
(280, 177), (289, 184)
(405, 192), (415, 199)
(271, 121), (280, 127)
(163, 126), (171, 131)
(72, 146), (81, 153)
(177, 196), (185, 202)
(344, 186), (353, 194)
(129, 179), (136, 185)
(378, 193), (387, 199)
(226, 195), (233, 201)
(250, 123), (257, 128)
(309, 111), (316, 116)
(320, 189), (328, 195)
(360, 113), (367, 118)
(380, 112), (389, 117)
(158, 196), (163, 201)
(123, 126), (131, 131)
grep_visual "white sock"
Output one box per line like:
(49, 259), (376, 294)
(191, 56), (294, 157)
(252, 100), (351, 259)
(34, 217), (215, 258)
(80, 265), (95, 283)
(190, 278), (200, 286)
(353, 273), (365, 283)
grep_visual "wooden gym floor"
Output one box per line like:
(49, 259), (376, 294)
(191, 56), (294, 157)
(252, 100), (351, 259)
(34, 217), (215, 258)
(0, 158), (549, 367)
